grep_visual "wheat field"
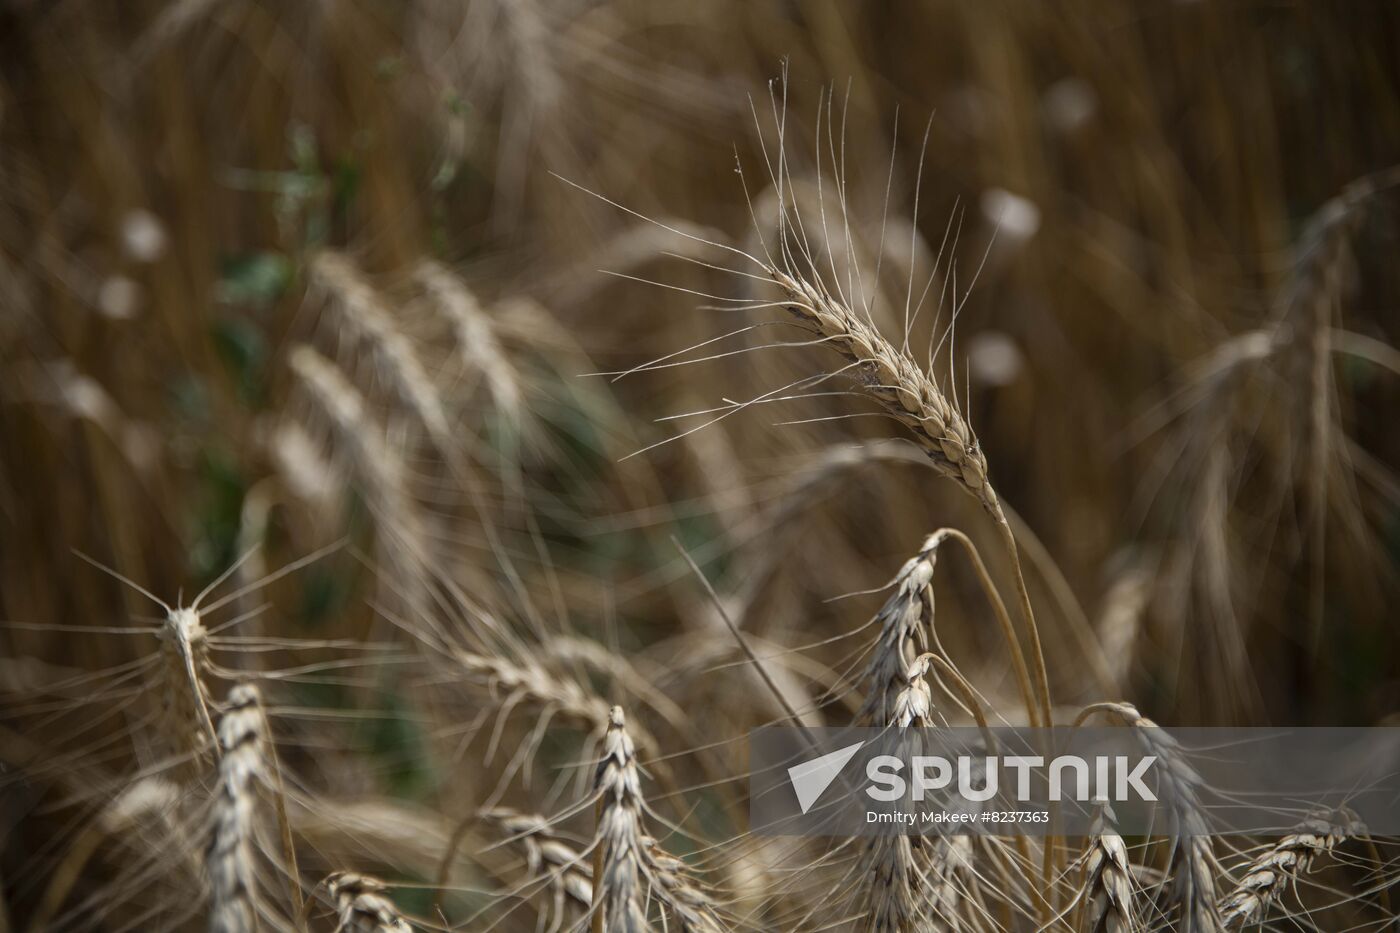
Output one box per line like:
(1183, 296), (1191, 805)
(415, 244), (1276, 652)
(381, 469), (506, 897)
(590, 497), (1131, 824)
(2, 2), (1400, 931)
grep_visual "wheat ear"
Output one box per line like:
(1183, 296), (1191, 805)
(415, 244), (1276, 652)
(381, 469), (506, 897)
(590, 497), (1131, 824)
(160, 605), (220, 771)
(309, 251), (452, 451)
(77, 554), (234, 773)
(29, 777), (185, 932)
(207, 685), (266, 933)
(860, 529), (1037, 730)
(415, 260), (523, 420)
(1077, 703), (1222, 933)
(434, 655), (661, 910)
(898, 656), (967, 932)
(857, 654), (963, 932)
(325, 872), (413, 933)
(642, 836), (727, 933)
(1217, 815), (1352, 928)
(206, 684), (303, 933)
(772, 268), (994, 508)
(453, 648), (617, 738)
(591, 706), (724, 933)
(858, 661), (932, 932)
(480, 808), (593, 925)
(1074, 803), (1138, 933)
(591, 706), (649, 932)
(289, 345), (429, 574)
(767, 264), (1052, 732)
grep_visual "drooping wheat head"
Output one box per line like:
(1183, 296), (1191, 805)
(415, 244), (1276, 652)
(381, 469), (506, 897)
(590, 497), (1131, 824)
(325, 872), (413, 933)
(1216, 814), (1354, 929)
(480, 807), (592, 927)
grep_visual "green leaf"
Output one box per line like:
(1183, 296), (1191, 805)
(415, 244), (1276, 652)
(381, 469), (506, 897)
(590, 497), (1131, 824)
(217, 252), (292, 309)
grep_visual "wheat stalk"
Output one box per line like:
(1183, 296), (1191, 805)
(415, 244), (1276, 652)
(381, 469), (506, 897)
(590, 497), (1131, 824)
(571, 137), (1055, 728)
(756, 257), (1052, 732)
(703, 90), (1065, 742)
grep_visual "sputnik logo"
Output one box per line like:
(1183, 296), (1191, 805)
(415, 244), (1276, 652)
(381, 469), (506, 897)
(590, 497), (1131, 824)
(788, 741), (865, 814)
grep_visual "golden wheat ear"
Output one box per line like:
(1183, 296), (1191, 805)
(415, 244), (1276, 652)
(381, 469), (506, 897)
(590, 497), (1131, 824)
(309, 251), (454, 456)
(206, 685), (265, 933)
(472, 807), (593, 928)
(1078, 703), (1223, 933)
(206, 683), (304, 933)
(1069, 802), (1140, 933)
(589, 706), (726, 933)
(321, 872), (414, 933)
(1216, 814), (1356, 929)
(852, 654), (967, 933)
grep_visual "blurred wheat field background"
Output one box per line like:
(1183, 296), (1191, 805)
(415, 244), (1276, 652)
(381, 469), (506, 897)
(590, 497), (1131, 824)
(2, 1), (1400, 931)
